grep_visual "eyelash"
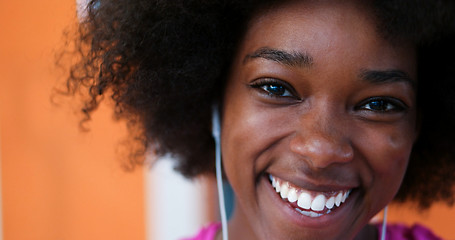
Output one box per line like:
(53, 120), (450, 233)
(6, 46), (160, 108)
(249, 78), (408, 113)
(249, 78), (299, 99)
(356, 97), (407, 113)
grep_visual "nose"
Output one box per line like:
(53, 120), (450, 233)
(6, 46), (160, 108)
(289, 110), (354, 169)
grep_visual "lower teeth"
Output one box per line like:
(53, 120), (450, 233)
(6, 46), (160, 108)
(295, 208), (330, 218)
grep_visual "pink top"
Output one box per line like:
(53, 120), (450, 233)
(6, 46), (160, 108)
(181, 223), (221, 240)
(376, 223), (443, 240)
(183, 222), (442, 240)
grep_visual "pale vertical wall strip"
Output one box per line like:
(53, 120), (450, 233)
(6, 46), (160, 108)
(145, 156), (206, 240)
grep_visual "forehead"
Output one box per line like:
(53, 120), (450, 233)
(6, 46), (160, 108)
(236, 0), (416, 76)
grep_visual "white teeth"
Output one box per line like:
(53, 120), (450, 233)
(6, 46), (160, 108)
(335, 192), (342, 207)
(287, 188), (298, 202)
(295, 208), (323, 218)
(325, 196), (335, 209)
(308, 211), (322, 217)
(269, 175), (352, 215)
(297, 192), (312, 210)
(275, 181), (281, 192)
(311, 194), (326, 211)
(341, 191), (347, 203)
(280, 184), (289, 199)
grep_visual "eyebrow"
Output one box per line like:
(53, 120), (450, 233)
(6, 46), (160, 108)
(359, 69), (416, 88)
(243, 47), (313, 67)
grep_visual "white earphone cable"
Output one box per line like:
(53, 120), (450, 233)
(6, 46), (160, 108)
(381, 206), (388, 240)
(212, 106), (229, 240)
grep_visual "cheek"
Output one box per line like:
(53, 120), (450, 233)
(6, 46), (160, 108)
(221, 92), (256, 187)
(222, 107), (266, 177)
(359, 124), (415, 190)
(221, 93), (290, 197)
(222, 104), (291, 163)
(353, 124), (415, 218)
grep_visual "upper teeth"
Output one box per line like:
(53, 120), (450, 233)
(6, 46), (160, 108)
(270, 174), (351, 213)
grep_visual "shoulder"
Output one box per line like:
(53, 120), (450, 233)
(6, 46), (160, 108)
(376, 223), (443, 240)
(181, 222), (221, 240)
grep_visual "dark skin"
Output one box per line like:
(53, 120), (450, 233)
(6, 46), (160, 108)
(220, 1), (418, 239)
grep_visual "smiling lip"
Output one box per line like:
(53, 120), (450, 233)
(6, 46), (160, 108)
(269, 174), (352, 217)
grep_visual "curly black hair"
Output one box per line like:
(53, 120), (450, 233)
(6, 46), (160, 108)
(64, 0), (455, 208)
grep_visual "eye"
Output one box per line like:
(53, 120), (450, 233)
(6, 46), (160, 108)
(357, 97), (406, 113)
(262, 84), (292, 97)
(249, 78), (297, 99)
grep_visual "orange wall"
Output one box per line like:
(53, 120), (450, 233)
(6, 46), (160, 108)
(0, 1), (145, 239)
(387, 203), (455, 239)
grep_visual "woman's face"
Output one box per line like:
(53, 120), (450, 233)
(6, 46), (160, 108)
(221, 1), (418, 239)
